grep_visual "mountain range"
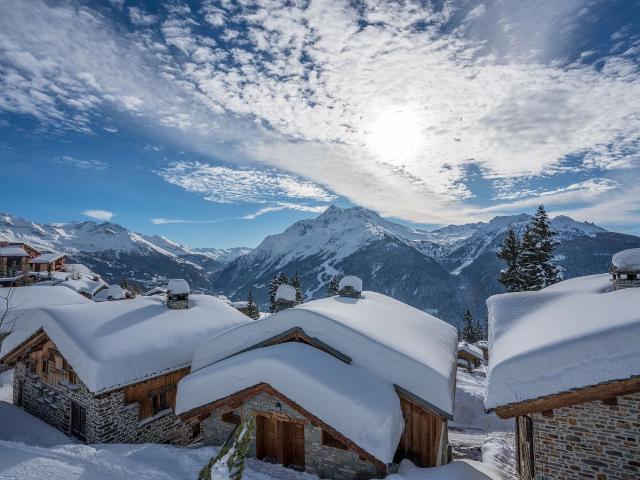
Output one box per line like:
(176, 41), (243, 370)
(2, 207), (639, 326)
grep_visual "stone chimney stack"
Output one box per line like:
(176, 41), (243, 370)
(166, 279), (190, 309)
(274, 284), (296, 312)
(611, 249), (640, 290)
(338, 275), (363, 298)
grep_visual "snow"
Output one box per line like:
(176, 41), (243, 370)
(63, 263), (92, 275)
(458, 342), (483, 360)
(0, 246), (28, 256)
(0, 369), (13, 403)
(612, 248), (640, 270)
(386, 458), (508, 480)
(179, 342), (404, 464)
(0, 285), (90, 333)
(28, 252), (66, 263)
(485, 273), (640, 409)
(338, 275), (362, 292)
(167, 278), (190, 295)
(94, 284), (127, 301)
(0, 294), (250, 393)
(275, 283), (296, 302)
(58, 276), (108, 297)
(192, 291), (458, 418)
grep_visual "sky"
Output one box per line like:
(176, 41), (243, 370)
(0, 0), (639, 248)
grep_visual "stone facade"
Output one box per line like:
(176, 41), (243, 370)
(13, 361), (199, 445)
(202, 391), (381, 480)
(528, 392), (640, 479)
(166, 294), (189, 310)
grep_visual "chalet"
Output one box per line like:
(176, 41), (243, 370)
(474, 340), (489, 362)
(610, 247), (640, 289)
(176, 276), (458, 480)
(273, 283), (296, 312)
(457, 341), (483, 368)
(0, 242), (40, 286)
(28, 251), (67, 274)
(484, 257), (640, 480)
(0, 281), (250, 444)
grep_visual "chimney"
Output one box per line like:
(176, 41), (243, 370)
(338, 275), (362, 298)
(611, 249), (640, 290)
(166, 279), (190, 309)
(274, 284), (296, 312)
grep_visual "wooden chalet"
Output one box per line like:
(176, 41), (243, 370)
(28, 251), (67, 274)
(0, 242), (40, 285)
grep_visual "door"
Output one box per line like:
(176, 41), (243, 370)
(516, 416), (535, 480)
(283, 422), (305, 469)
(70, 402), (87, 442)
(257, 415), (282, 464)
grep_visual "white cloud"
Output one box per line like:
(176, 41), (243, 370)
(54, 156), (107, 170)
(128, 7), (158, 26)
(82, 209), (114, 221)
(157, 161), (336, 204)
(241, 203), (329, 220)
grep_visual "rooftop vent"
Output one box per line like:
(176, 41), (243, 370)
(274, 284), (296, 312)
(338, 275), (362, 298)
(611, 248), (640, 290)
(167, 278), (190, 309)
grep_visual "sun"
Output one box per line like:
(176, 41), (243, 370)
(365, 108), (424, 163)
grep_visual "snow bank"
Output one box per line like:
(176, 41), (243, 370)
(275, 283), (296, 302)
(167, 278), (190, 295)
(339, 275), (362, 292)
(0, 369), (13, 403)
(0, 295), (250, 393)
(192, 291), (458, 418)
(485, 273), (640, 409)
(0, 285), (90, 333)
(386, 458), (508, 480)
(178, 342), (404, 463)
(0, 401), (72, 447)
(612, 248), (640, 270)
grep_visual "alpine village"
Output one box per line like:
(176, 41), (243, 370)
(0, 205), (639, 480)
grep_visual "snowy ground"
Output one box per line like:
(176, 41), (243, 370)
(0, 366), (514, 480)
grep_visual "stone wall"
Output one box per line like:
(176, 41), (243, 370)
(530, 391), (640, 480)
(202, 391), (381, 480)
(13, 360), (199, 445)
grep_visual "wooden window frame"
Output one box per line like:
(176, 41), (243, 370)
(150, 389), (170, 415)
(221, 410), (241, 425)
(322, 430), (348, 450)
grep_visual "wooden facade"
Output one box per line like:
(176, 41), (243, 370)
(515, 415), (535, 479)
(395, 395), (445, 467)
(27, 338), (79, 388)
(123, 367), (190, 419)
(256, 414), (306, 469)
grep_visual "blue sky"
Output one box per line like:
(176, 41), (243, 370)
(1, 0), (639, 248)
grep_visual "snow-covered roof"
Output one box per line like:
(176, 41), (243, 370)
(58, 277), (108, 297)
(612, 248), (640, 271)
(475, 340), (488, 349)
(28, 252), (66, 264)
(192, 291), (458, 418)
(275, 284), (296, 302)
(0, 294), (251, 393)
(177, 342), (404, 464)
(458, 342), (483, 360)
(94, 284), (126, 301)
(0, 285), (90, 333)
(167, 278), (190, 295)
(0, 246), (28, 257)
(485, 273), (640, 410)
(339, 275), (362, 292)
(63, 263), (92, 275)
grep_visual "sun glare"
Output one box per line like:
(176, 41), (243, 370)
(365, 108), (424, 163)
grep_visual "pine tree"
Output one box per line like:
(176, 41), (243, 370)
(519, 225), (540, 291)
(461, 309), (477, 343)
(529, 205), (562, 288)
(497, 227), (523, 292)
(199, 414), (256, 480)
(326, 276), (340, 297)
(268, 272), (289, 313)
(291, 272), (304, 305)
(246, 289), (259, 320)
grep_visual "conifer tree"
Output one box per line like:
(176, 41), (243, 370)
(529, 205), (562, 288)
(291, 272), (304, 305)
(268, 272), (289, 313)
(246, 289), (259, 320)
(497, 227), (523, 292)
(461, 309), (478, 343)
(198, 414), (256, 480)
(519, 225), (540, 291)
(326, 276), (340, 297)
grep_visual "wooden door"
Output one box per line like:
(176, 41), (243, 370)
(70, 402), (87, 442)
(283, 422), (305, 469)
(516, 416), (535, 480)
(257, 416), (282, 464)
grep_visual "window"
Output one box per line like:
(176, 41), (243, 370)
(322, 430), (348, 450)
(221, 410), (241, 425)
(192, 422), (202, 439)
(41, 359), (49, 374)
(151, 390), (169, 415)
(67, 371), (77, 385)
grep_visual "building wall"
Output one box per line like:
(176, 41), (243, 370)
(13, 361), (199, 445)
(528, 392), (640, 480)
(202, 391), (381, 480)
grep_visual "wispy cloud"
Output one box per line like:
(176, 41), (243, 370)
(127, 7), (158, 26)
(151, 203), (329, 224)
(82, 209), (114, 221)
(54, 156), (107, 170)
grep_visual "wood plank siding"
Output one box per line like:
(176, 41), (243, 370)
(124, 367), (190, 419)
(395, 396), (444, 467)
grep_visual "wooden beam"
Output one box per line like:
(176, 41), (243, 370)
(394, 385), (453, 421)
(0, 328), (48, 366)
(179, 382), (386, 471)
(494, 377), (640, 419)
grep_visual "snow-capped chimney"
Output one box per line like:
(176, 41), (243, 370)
(338, 275), (362, 298)
(166, 279), (190, 309)
(611, 248), (640, 290)
(274, 284), (296, 312)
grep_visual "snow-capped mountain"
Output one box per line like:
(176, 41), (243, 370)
(0, 213), (249, 291)
(215, 206), (639, 325)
